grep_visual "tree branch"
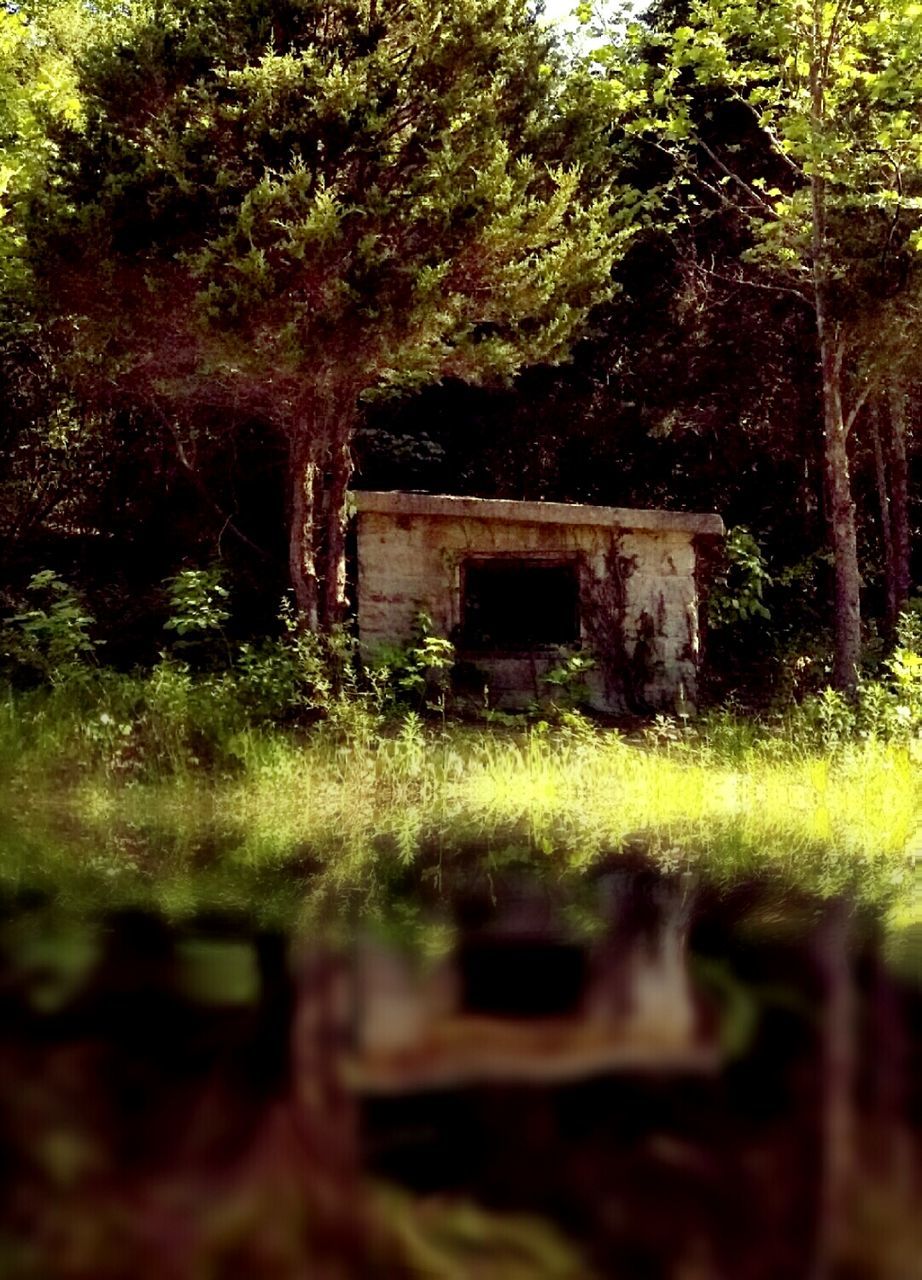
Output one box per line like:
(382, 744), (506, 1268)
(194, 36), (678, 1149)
(823, 0), (853, 80)
(844, 380), (873, 438)
(694, 136), (781, 219)
(694, 262), (813, 306)
(639, 137), (755, 219)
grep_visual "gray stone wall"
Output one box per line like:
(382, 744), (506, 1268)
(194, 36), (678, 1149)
(353, 493), (723, 713)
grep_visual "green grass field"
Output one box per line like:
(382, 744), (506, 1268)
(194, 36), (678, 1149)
(3, 694), (920, 924)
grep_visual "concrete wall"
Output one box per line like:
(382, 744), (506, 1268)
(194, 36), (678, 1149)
(354, 493), (723, 713)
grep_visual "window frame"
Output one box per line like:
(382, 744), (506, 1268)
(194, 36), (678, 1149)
(457, 551), (584, 655)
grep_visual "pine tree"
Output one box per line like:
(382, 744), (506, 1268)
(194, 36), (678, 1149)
(34, 0), (637, 627)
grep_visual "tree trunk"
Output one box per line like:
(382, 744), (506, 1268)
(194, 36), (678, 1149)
(287, 393), (358, 633)
(810, 13), (862, 694)
(888, 385), (912, 625)
(288, 943), (364, 1264)
(815, 317), (862, 693)
(289, 431), (321, 630)
(320, 423), (355, 630)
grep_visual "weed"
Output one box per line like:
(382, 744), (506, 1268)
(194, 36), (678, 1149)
(708, 527), (772, 628)
(368, 612), (455, 716)
(1, 570), (100, 686)
(536, 647), (596, 716)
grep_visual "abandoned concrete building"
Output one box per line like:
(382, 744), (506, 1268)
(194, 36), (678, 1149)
(352, 491), (724, 713)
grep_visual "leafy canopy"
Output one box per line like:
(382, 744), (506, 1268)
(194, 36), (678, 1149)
(598, 0), (922, 297)
(36, 0), (638, 422)
(0, 1), (89, 293)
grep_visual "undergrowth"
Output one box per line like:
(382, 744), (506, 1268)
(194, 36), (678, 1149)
(1, 570), (922, 906)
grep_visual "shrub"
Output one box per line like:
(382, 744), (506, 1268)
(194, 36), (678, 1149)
(368, 612), (455, 716)
(795, 686), (856, 748)
(708, 527), (772, 628)
(538, 647), (595, 715)
(788, 601), (922, 747)
(0, 570), (100, 686)
(163, 567), (231, 666)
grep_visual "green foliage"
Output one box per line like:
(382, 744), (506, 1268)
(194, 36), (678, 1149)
(1, 570), (99, 685)
(860, 602), (922, 740)
(537, 646), (596, 715)
(2, 694), (917, 895)
(641, 711), (694, 750)
(894, 598), (922, 655)
(34, 0), (636, 422)
(233, 638), (321, 722)
(163, 568), (230, 641)
(0, 2), (87, 292)
(161, 566), (233, 674)
(598, 0), (922, 390)
(798, 686), (857, 749)
(709, 526), (771, 627)
(234, 605), (367, 727)
(369, 625), (596, 723)
(606, 0), (922, 232)
(695, 703), (764, 760)
(596, 0), (922, 689)
(784, 601), (922, 746)
(20, 0), (645, 626)
(369, 613), (456, 715)
(1, 577), (380, 777)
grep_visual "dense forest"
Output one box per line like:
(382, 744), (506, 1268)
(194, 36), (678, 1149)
(3, 0), (922, 706)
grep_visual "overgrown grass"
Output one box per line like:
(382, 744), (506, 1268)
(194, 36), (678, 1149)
(3, 566), (922, 921)
(2, 677), (921, 925)
(3, 572), (922, 894)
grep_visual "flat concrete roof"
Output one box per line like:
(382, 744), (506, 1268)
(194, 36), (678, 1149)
(353, 491), (724, 537)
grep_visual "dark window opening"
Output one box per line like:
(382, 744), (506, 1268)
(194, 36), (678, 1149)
(461, 558), (580, 650)
(460, 940), (587, 1018)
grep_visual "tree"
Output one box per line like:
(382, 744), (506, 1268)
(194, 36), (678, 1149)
(0, 3), (103, 592)
(0, 2), (86, 292)
(32, 0), (636, 629)
(599, 0), (922, 692)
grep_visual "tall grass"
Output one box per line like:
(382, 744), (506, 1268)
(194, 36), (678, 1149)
(2, 678), (920, 924)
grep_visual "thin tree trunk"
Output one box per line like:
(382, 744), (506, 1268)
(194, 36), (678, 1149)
(288, 943), (363, 1263)
(888, 385), (912, 624)
(289, 431), (321, 630)
(815, 318), (862, 694)
(870, 402), (897, 631)
(810, 6), (862, 694)
(319, 424), (355, 630)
